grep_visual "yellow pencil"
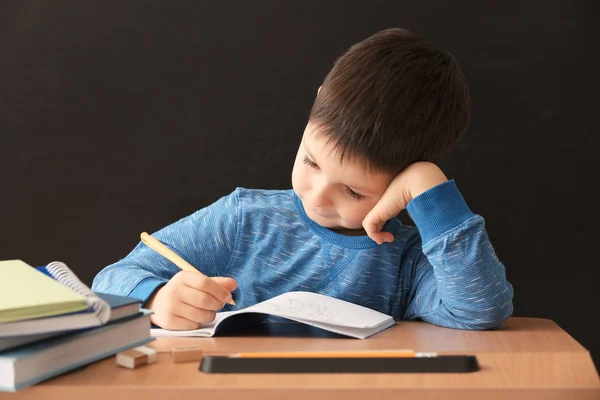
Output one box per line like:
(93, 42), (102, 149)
(140, 232), (235, 305)
(228, 350), (438, 358)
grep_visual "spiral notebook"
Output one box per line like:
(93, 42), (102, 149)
(0, 260), (88, 323)
(0, 260), (139, 338)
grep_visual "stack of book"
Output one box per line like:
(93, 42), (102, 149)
(0, 259), (152, 392)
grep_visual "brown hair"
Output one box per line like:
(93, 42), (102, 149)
(310, 28), (471, 174)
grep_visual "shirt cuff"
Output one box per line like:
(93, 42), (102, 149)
(406, 179), (475, 245)
(128, 277), (168, 305)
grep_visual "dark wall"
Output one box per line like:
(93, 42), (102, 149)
(2, 1), (598, 368)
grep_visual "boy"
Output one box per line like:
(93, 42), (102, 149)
(92, 28), (513, 331)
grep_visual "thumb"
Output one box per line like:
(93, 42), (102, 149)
(211, 276), (238, 292)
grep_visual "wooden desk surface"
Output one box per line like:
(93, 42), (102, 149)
(2, 317), (599, 400)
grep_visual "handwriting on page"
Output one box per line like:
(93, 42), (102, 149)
(271, 298), (341, 322)
(245, 291), (389, 328)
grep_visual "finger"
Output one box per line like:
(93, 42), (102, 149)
(211, 277), (238, 292)
(377, 232), (395, 244)
(181, 272), (233, 304)
(362, 214), (386, 243)
(363, 215), (395, 245)
(365, 200), (402, 229)
(362, 216), (384, 238)
(363, 196), (405, 242)
(175, 302), (217, 324)
(366, 230), (395, 245)
(179, 285), (225, 311)
(163, 315), (201, 331)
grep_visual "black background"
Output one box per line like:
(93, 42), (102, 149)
(1, 1), (598, 369)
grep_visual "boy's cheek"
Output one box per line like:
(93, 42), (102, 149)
(291, 164), (312, 195)
(340, 205), (371, 228)
(290, 165), (303, 192)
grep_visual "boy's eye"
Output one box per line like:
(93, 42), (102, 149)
(303, 155), (319, 169)
(345, 187), (365, 201)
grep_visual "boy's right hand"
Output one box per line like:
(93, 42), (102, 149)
(145, 271), (238, 330)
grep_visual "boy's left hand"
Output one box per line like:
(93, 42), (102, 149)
(363, 161), (447, 245)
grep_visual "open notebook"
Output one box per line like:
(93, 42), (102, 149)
(151, 291), (396, 339)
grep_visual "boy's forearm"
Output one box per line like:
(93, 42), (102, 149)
(91, 189), (241, 304)
(91, 236), (184, 302)
(91, 260), (170, 304)
(406, 181), (514, 330)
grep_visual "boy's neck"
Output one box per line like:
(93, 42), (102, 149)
(331, 227), (367, 237)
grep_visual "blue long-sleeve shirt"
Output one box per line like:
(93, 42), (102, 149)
(92, 180), (513, 330)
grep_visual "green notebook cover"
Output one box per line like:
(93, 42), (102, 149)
(0, 260), (89, 323)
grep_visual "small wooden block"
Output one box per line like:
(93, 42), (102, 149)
(116, 345), (157, 369)
(170, 345), (203, 363)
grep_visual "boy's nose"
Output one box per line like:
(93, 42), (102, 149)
(309, 182), (334, 209)
(310, 195), (332, 209)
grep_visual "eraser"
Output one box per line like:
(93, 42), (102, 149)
(116, 345), (158, 369)
(170, 345), (203, 363)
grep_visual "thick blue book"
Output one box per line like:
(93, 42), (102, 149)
(0, 292), (142, 352)
(0, 310), (153, 392)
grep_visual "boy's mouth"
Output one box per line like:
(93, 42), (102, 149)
(310, 208), (336, 218)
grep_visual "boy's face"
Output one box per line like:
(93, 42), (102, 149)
(292, 122), (394, 232)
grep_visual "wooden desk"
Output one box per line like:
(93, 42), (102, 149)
(2, 318), (599, 400)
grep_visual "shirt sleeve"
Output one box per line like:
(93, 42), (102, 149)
(91, 188), (241, 303)
(403, 180), (514, 330)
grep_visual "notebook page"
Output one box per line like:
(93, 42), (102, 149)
(246, 291), (392, 329)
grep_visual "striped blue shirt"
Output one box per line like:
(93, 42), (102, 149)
(92, 180), (513, 330)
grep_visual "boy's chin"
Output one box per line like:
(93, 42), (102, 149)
(305, 210), (363, 231)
